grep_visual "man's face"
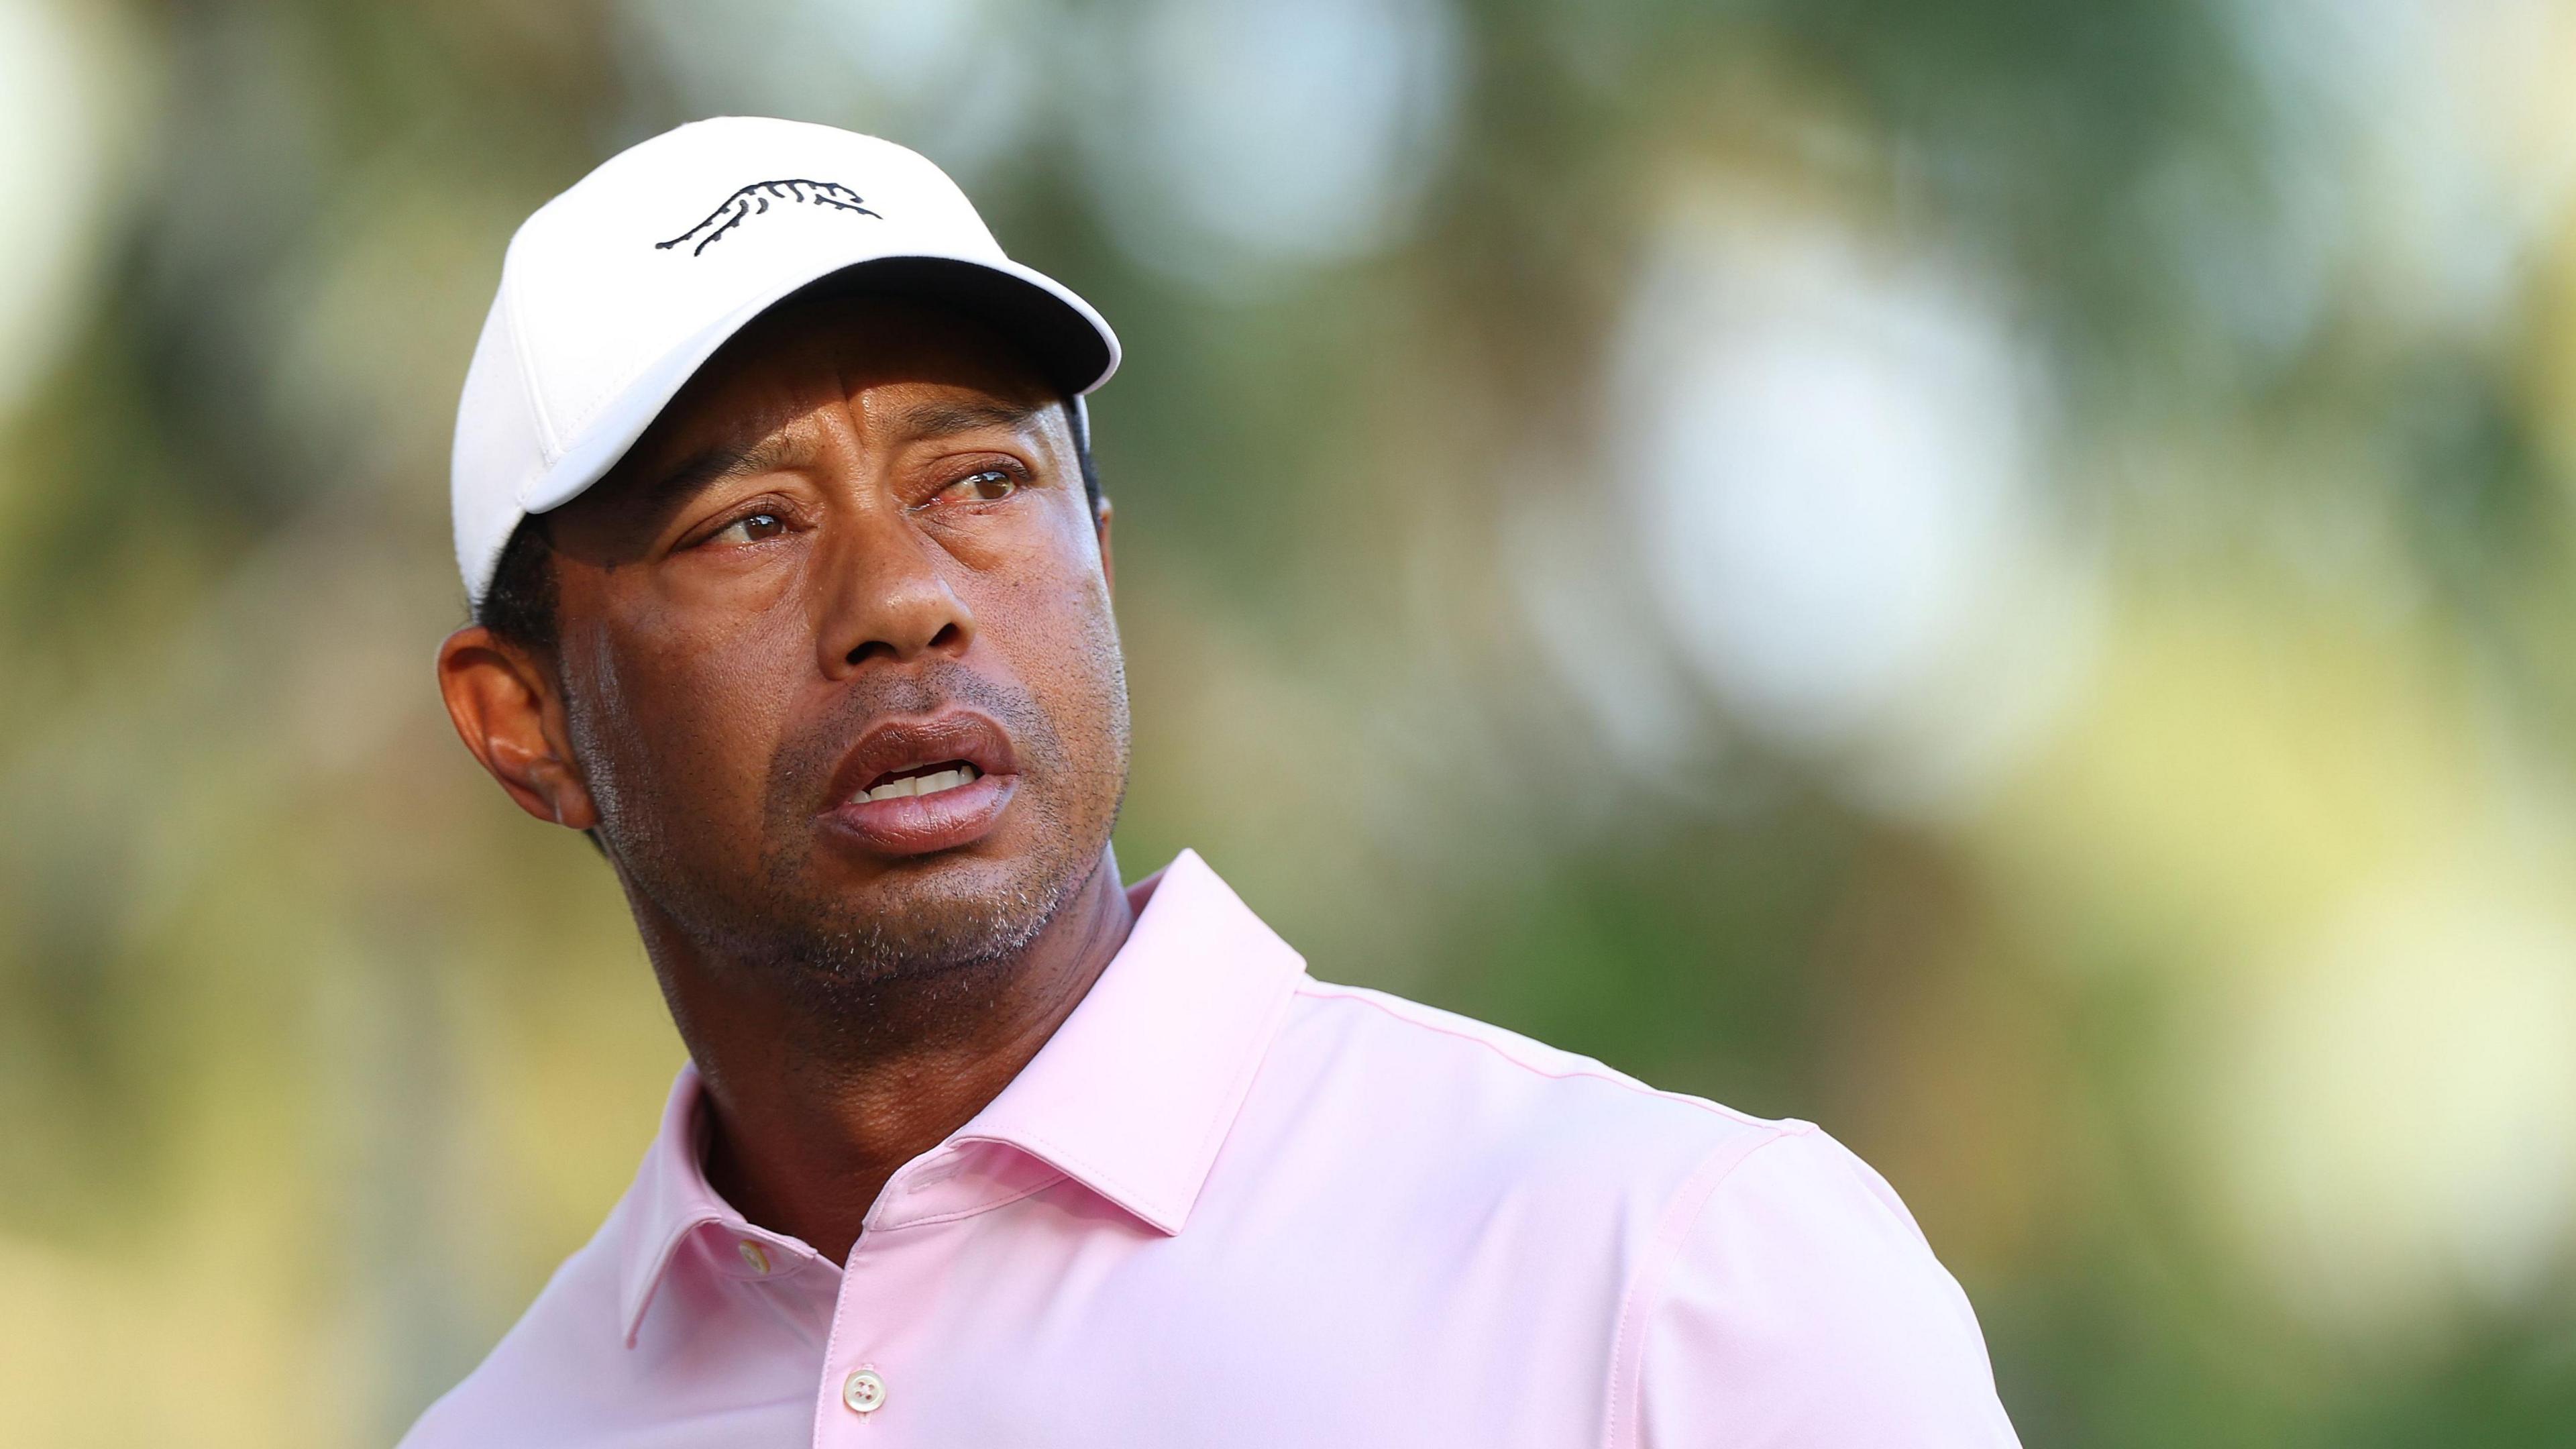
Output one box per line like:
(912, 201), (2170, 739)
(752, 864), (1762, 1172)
(529, 292), (1128, 993)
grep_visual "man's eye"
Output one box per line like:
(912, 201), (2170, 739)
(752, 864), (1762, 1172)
(940, 470), (1017, 503)
(708, 512), (786, 545)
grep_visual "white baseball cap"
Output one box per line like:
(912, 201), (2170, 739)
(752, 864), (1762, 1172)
(450, 116), (1120, 605)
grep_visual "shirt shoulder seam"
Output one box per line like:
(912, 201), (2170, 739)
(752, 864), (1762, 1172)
(1290, 980), (1782, 1130)
(1599, 1124), (1819, 1449)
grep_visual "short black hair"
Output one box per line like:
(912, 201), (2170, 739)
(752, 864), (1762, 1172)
(476, 395), (1101, 652)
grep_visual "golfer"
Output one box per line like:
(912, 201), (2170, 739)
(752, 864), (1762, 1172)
(409, 117), (2021, 1447)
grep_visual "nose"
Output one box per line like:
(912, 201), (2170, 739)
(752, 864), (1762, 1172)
(814, 513), (977, 677)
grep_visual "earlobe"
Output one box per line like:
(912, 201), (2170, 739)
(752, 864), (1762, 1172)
(435, 626), (600, 832)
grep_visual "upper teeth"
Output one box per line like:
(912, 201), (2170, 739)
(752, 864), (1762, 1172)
(859, 763), (980, 803)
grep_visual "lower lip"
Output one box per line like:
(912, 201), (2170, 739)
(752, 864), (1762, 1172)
(821, 773), (1016, 855)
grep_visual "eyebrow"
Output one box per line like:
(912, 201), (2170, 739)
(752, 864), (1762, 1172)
(877, 396), (1053, 441)
(636, 430), (808, 515)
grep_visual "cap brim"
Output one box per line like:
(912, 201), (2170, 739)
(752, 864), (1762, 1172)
(520, 252), (1117, 517)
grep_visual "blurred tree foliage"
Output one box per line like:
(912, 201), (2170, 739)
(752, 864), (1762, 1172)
(3, 0), (2573, 1443)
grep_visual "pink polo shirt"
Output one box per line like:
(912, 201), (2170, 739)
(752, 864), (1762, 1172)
(403, 850), (2020, 1447)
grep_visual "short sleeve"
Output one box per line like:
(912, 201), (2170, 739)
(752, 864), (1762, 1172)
(1629, 1127), (2021, 1448)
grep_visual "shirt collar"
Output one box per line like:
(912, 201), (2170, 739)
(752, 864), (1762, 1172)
(936, 848), (1306, 1234)
(611, 849), (1305, 1344)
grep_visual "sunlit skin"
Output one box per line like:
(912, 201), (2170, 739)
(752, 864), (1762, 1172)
(435, 292), (1133, 1264)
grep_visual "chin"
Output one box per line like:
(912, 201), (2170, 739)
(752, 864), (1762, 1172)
(772, 849), (1087, 987)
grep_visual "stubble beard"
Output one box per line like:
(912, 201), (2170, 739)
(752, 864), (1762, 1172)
(742, 792), (1106, 1011)
(590, 649), (1130, 1030)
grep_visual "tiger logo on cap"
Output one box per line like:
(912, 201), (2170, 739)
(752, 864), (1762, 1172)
(657, 179), (881, 257)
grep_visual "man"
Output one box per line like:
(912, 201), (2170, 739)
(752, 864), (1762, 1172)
(413, 117), (2021, 1448)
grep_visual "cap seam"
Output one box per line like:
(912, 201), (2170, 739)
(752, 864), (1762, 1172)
(553, 317), (669, 475)
(500, 258), (561, 464)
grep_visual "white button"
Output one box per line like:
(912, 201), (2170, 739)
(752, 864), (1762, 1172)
(841, 1368), (888, 1415)
(736, 1240), (770, 1275)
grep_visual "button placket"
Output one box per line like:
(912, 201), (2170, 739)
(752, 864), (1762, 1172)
(820, 1205), (955, 1434)
(822, 1240), (896, 1432)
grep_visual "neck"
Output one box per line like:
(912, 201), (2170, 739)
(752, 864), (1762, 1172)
(643, 849), (1134, 1265)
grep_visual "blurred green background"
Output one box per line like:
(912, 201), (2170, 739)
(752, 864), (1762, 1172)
(5, 0), (2576, 1442)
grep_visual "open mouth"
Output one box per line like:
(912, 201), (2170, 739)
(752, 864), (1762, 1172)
(851, 759), (984, 804)
(819, 710), (1018, 856)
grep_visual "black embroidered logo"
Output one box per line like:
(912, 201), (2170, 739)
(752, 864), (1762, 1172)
(655, 179), (881, 256)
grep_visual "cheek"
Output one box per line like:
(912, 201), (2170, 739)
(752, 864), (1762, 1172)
(573, 612), (803, 836)
(975, 558), (1128, 762)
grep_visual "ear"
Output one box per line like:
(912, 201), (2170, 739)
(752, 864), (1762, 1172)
(436, 625), (600, 830)
(1093, 497), (1115, 598)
